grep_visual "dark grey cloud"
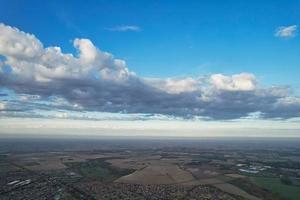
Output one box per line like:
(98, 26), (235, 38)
(0, 23), (300, 120)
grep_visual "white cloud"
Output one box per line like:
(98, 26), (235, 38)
(210, 73), (256, 91)
(277, 97), (300, 106)
(275, 25), (298, 38)
(0, 101), (6, 110)
(55, 112), (69, 118)
(0, 23), (133, 82)
(145, 77), (199, 94)
(105, 25), (141, 32)
(164, 78), (199, 94)
(1, 23), (300, 120)
(19, 94), (40, 101)
(0, 24), (43, 59)
(74, 38), (99, 63)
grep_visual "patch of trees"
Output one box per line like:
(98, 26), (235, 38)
(280, 176), (292, 185)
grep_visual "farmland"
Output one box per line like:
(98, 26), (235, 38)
(252, 177), (300, 200)
(0, 138), (300, 199)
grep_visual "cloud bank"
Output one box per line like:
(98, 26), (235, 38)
(1, 23), (300, 120)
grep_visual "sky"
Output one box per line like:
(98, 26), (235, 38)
(0, 0), (300, 137)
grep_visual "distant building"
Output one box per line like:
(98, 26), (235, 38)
(238, 169), (259, 174)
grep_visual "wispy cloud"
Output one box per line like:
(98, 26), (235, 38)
(275, 25), (298, 38)
(105, 25), (141, 32)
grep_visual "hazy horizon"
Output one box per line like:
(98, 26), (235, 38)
(1, 0), (300, 137)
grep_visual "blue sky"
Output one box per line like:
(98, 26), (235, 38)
(0, 0), (300, 137)
(1, 0), (299, 85)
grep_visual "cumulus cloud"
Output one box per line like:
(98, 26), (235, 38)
(210, 73), (256, 91)
(145, 77), (199, 94)
(1, 23), (300, 120)
(0, 24), (43, 59)
(275, 25), (298, 38)
(0, 24), (133, 83)
(105, 25), (141, 32)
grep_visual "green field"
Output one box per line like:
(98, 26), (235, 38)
(66, 159), (134, 181)
(252, 177), (300, 200)
(0, 163), (22, 173)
